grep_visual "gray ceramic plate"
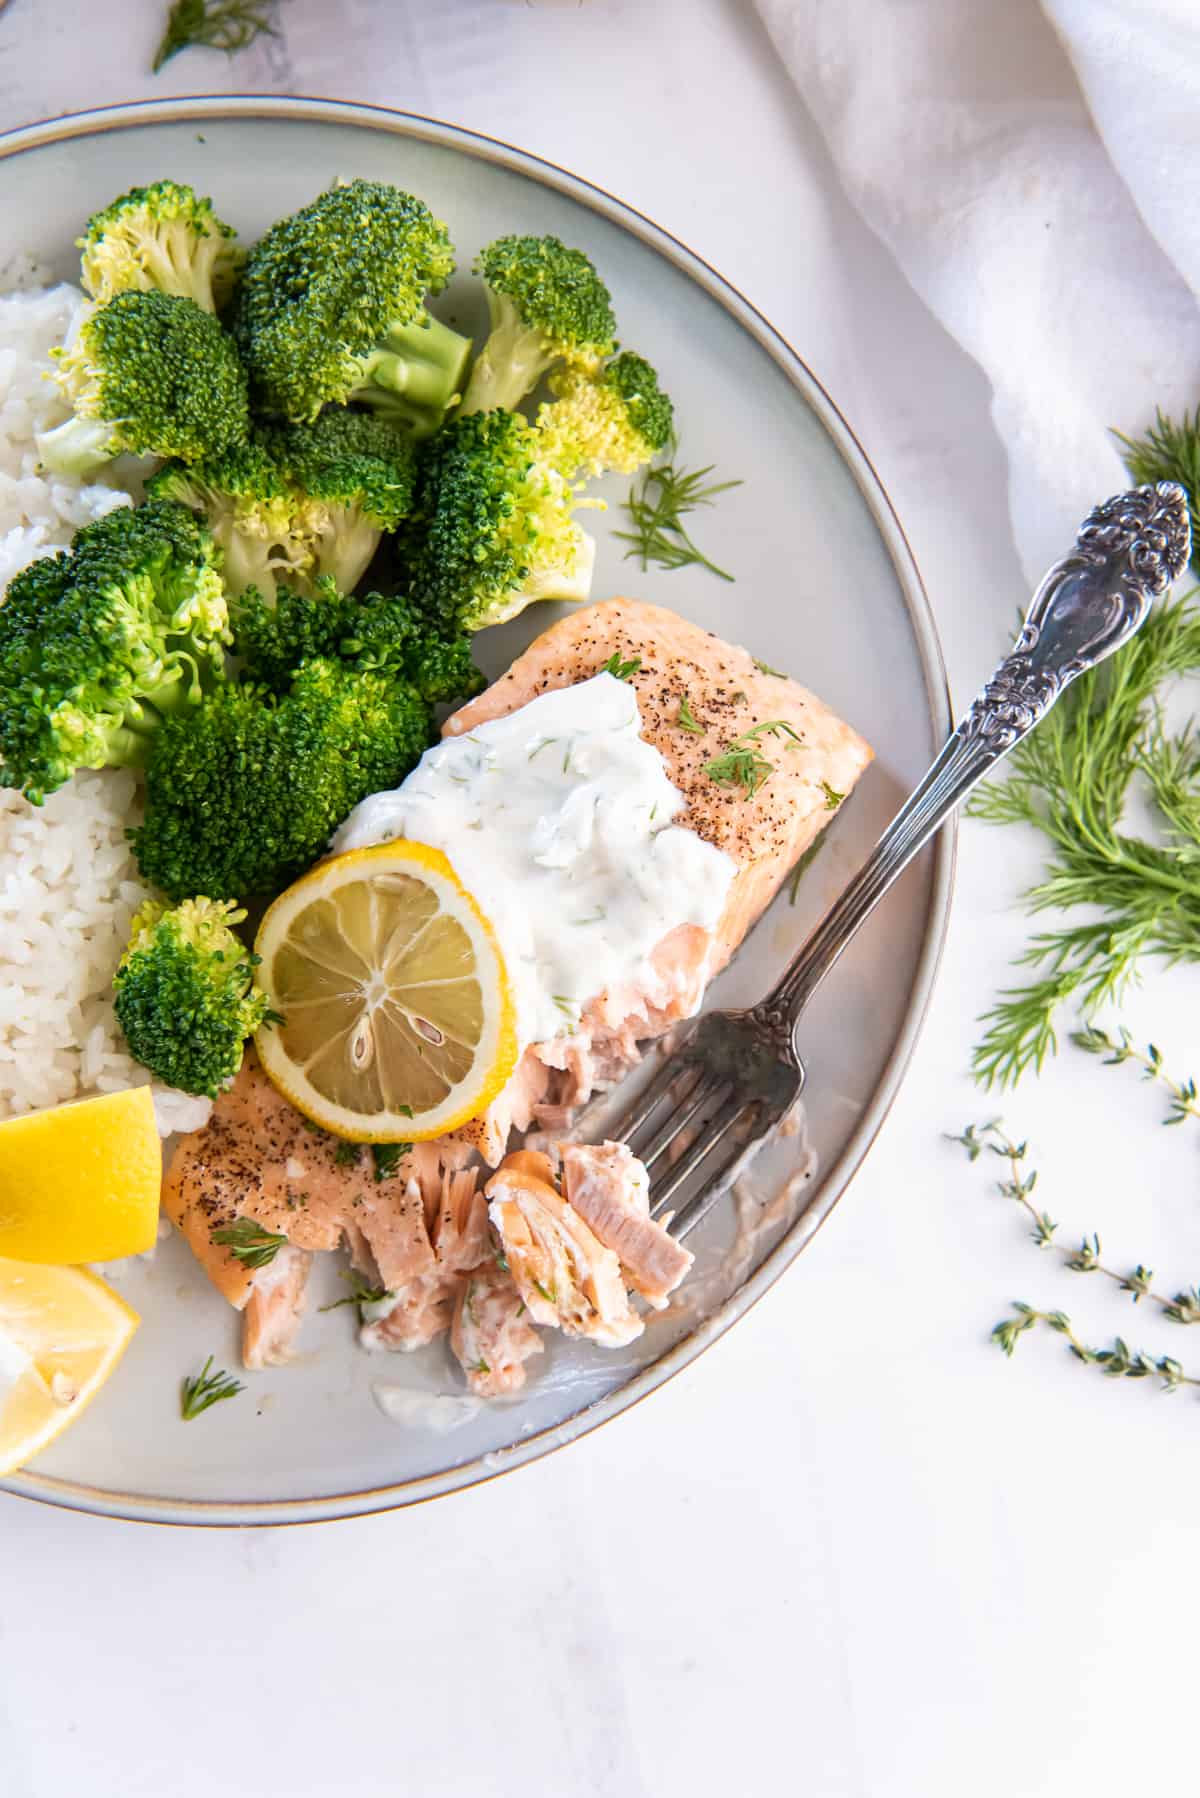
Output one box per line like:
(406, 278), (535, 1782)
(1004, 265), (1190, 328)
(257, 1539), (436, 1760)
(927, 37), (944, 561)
(0, 98), (952, 1526)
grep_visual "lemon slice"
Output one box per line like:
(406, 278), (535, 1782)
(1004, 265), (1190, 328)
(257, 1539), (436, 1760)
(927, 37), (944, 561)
(254, 841), (518, 1141)
(0, 1087), (161, 1265)
(0, 1257), (138, 1475)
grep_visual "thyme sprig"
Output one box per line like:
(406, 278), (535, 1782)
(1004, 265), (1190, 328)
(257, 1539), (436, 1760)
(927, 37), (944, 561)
(153, 0), (280, 72)
(991, 1304), (1200, 1393)
(180, 1356), (244, 1421)
(951, 1121), (1200, 1324)
(969, 587), (1200, 1087)
(1071, 1024), (1200, 1127)
(615, 458), (742, 581)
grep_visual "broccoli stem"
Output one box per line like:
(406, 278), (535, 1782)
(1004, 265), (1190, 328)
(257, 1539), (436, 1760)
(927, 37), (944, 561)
(459, 292), (558, 415)
(311, 506), (382, 596)
(36, 414), (118, 478)
(355, 314), (472, 425)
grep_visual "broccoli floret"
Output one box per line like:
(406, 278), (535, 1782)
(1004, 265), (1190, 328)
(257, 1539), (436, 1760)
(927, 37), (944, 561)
(536, 352), (674, 479)
(459, 234), (616, 416)
(0, 500), (229, 803)
(79, 180), (242, 313)
(147, 435), (320, 602)
(231, 180), (471, 432)
(404, 409), (596, 632)
(113, 897), (274, 1098)
(37, 290), (250, 479)
(231, 582), (484, 705)
(148, 410), (418, 601)
(131, 658), (433, 900)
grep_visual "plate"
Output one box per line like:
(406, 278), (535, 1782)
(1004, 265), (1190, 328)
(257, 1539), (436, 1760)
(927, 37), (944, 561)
(0, 98), (952, 1525)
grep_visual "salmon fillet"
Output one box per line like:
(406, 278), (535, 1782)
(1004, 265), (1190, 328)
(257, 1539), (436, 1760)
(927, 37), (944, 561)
(360, 1166), (490, 1354)
(445, 598), (873, 1162)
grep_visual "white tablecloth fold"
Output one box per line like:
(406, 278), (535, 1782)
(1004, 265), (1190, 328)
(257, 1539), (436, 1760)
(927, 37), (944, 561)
(755, 0), (1200, 582)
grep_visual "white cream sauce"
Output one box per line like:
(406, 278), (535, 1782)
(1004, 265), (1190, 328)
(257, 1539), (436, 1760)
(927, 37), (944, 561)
(334, 673), (735, 1048)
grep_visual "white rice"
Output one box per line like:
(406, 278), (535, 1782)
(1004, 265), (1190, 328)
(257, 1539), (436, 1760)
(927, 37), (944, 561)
(0, 277), (212, 1137)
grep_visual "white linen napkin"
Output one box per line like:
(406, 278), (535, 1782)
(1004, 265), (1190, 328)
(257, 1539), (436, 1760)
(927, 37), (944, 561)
(754, 0), (1200, 582)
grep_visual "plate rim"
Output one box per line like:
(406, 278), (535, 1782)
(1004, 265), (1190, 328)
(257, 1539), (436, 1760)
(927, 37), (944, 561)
(0, 95), (955, 1528)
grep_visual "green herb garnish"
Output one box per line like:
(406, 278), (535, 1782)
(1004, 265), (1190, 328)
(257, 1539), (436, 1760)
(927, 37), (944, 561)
(991, 1304), (1198, 1392)
(704, 720), (801, 797)
(952, 1120), (1200, 1325)
(152, 0), (280, 73)
(600, 653), (641, 680)
(753, 658), (787, 678)
(786, 833), (828, 904)
(969, 587), (1200, 1087)
(676, 694), (704, 734)
(334, 1139), (362, 1169)
(319, 1271), (392, 1314)
(1070, 1024), (1200, 1127)
(180, 1355), (244, 1421)
(371, 1142), (411, 1182)
(615, 459), (742, 581)
(820, 780), (843, 811)
(211, 1217), (288, 1270)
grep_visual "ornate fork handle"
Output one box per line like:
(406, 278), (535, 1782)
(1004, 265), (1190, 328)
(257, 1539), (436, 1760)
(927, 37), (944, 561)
(770, 482), (1191, 1024)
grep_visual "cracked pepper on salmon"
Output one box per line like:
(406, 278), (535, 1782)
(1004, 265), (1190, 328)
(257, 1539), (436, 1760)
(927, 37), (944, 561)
(162, 597), (873, 1387)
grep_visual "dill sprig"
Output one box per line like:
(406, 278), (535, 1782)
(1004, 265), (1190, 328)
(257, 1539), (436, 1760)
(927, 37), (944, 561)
(180, 1356), (244, 1421)
(152, 0), (280, 72)
(991, 1303), (1200, 1392)
(615, 458), (742, 581)
(704, 720), (802, 797)
(600, 652), (641, 680)
(1115, 410), (1200, 575)
(969, 587), (1200, 1087)
(319, 1271), (392, 1315)
(951, 1121), (1200, 1325)
(676, 694), (704, 734)
(211, 1217), (288, 1270)
(1071, 1024), (1200, 1127)
(786, 833), (827, 904)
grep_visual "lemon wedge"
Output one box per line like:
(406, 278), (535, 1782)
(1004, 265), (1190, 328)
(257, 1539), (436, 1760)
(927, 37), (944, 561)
(254, 841), (518, 1141)
(0, 1258), (138, 1475)
(0, 1087), (161, 1265)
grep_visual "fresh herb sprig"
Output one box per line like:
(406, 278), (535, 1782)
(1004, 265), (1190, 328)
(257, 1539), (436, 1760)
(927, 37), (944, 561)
(600, 652), (641, 681)
(951, 1121), (1200, 1325)
(615, 458), (742, 582)
(704, 720), (801, 797)
(969, 588), (1200, 1087)
(153, 0), (280, 72)
(212, 1217), (288, 1270)
(180, 1356), (244, 1421)
(991, 1304), (1199, 1393)
(676, 694), (704, 734)
(371, 1142), (411, 1182)
(319, 1271), (393, 1315)
(1071, 1025), (1200, 1128)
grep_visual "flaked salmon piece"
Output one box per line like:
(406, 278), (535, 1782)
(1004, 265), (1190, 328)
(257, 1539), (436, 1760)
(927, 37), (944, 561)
(560, 1141), (693, 1308)
(486, 1150), (642, 1348)
(451, 1257), (544, 1397)
(242, 1244), (312, 1368)
(163, 1054), (437, 1360)
(444, 599), (873, 1162)
(360, 1161), (490, 1354)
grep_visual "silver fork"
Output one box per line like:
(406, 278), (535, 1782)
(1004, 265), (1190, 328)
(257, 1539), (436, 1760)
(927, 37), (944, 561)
(609, 482), (1191, 1238)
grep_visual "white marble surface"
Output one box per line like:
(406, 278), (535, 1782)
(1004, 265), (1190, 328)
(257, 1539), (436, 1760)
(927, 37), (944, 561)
(2, 3), (1199, 1794)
